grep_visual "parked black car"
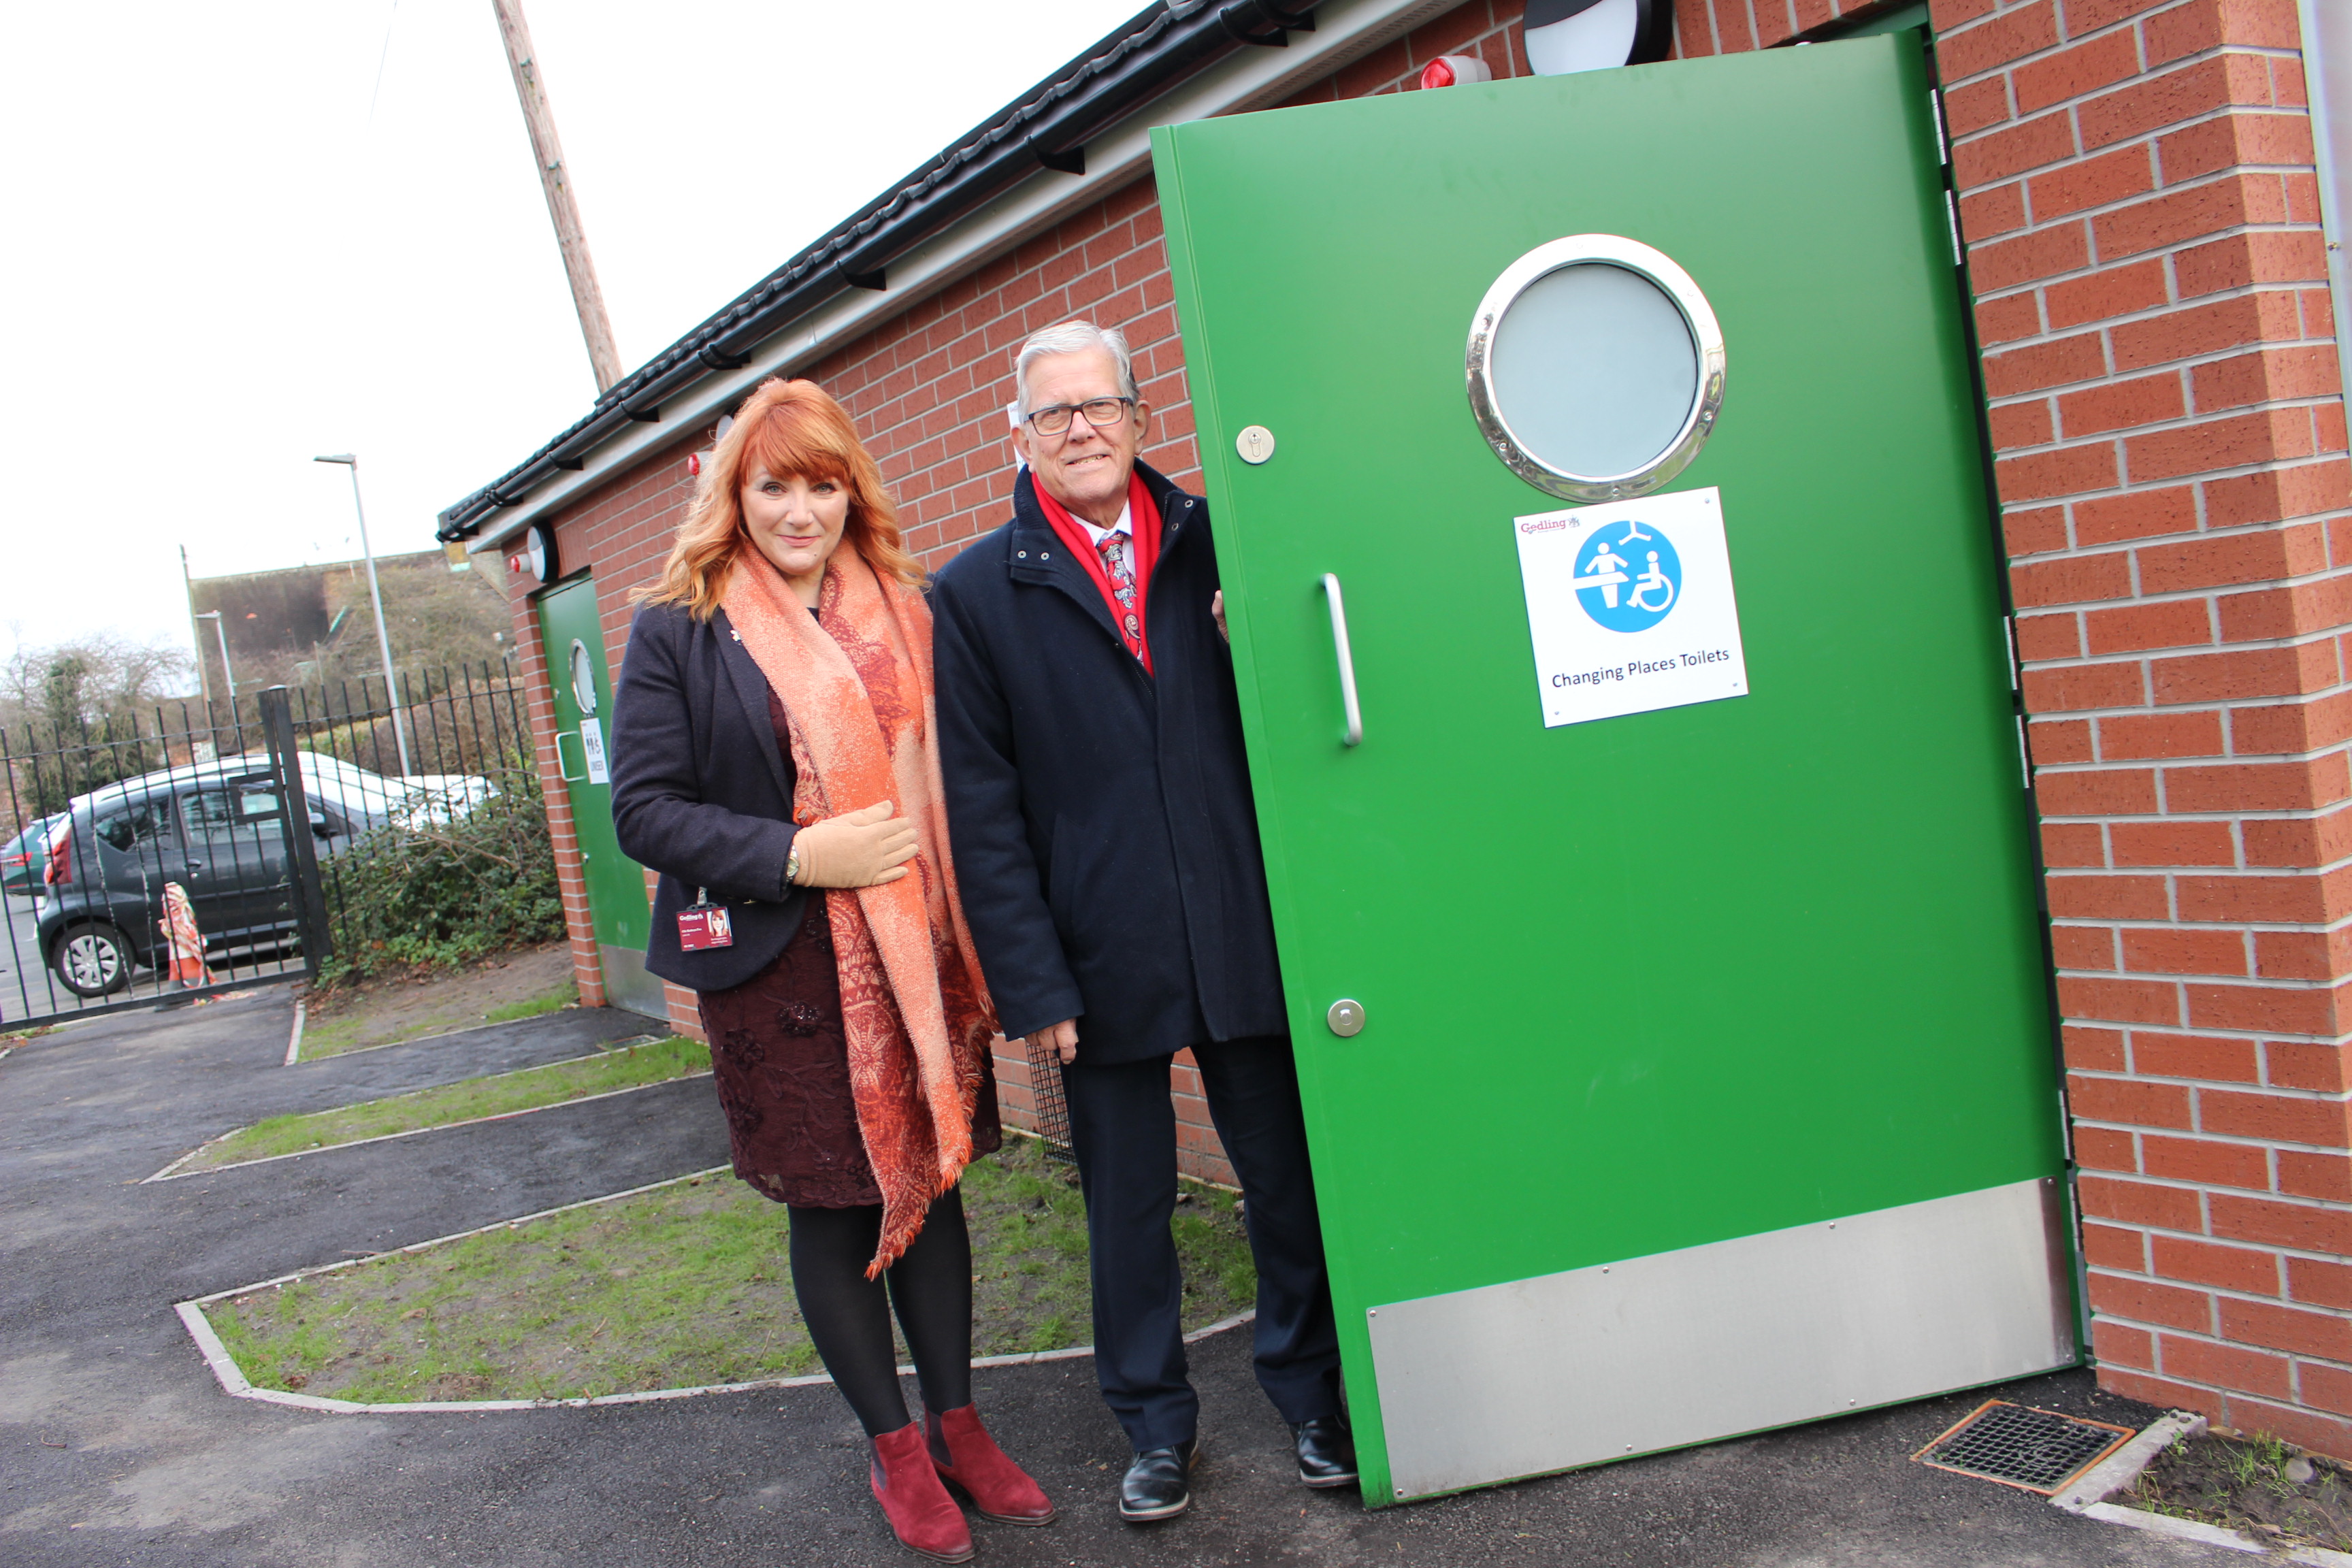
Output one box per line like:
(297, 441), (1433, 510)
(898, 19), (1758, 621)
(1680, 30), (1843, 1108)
(31, 764), (338, 997)
(29, 752), (494, 998)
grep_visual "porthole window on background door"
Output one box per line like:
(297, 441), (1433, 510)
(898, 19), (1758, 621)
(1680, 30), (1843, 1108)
(568, 638), (600, 714)
(1466, 234), (1725, 503)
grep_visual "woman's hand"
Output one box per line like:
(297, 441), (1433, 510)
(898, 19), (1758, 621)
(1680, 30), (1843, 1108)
(791, 801), (919, 887)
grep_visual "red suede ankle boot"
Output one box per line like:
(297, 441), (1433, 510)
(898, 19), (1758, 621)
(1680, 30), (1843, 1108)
(870, 1422), (975, 1563)
(928, 1403), (1056, 1524)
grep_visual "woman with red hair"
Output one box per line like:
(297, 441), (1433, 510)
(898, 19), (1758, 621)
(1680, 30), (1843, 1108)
(610, 378), (1052, 1561)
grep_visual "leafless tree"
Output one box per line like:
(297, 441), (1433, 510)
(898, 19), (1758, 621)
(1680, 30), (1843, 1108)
(0, 631), (195, 735)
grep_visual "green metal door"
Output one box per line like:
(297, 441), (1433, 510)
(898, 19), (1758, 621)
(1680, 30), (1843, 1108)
(535, 576), (662, 1017)
(1154, 35), (2070, 1504)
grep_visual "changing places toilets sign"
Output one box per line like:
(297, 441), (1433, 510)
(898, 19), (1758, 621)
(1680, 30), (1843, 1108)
(1513, 487), (1748, 728)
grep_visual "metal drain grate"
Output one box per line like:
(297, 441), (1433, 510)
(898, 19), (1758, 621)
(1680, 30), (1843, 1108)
(1912, 1400), (2136, 1494)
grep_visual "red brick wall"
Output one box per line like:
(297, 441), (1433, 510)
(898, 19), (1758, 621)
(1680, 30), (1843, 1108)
(1925, 0), (2348, 1458)
(500, 0), (2352, 1444)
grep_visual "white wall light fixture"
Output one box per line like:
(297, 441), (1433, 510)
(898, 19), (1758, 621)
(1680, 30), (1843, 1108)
(1522, 0), (1673, 75)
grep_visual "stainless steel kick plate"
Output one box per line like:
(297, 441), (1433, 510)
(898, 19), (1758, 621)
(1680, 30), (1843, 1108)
(1366, 1177), (2075, 1499)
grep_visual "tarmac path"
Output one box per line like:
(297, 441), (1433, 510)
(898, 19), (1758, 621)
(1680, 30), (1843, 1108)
(1, 987), (2244, 1566)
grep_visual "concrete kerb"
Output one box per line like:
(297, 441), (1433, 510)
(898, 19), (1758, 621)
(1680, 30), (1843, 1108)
(141, 1034), (671, 1181)
(2051, 1411), (2352, 1566)
(2048, 1411), (2206, 1514)
(174, 1161), (1255, 1415)
(282, 999), (305, 1066)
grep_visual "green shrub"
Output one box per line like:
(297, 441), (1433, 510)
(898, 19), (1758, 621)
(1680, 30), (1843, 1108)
(316, 751), (565, 985)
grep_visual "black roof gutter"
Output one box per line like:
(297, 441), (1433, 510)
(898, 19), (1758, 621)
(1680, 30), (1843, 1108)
(438, 0), (1319, 542)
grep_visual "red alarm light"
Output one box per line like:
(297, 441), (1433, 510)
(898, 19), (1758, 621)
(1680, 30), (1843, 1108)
(1418, 54), (1492, 89)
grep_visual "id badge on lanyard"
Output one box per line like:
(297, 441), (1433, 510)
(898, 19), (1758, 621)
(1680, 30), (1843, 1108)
(677, 887), (734, 951)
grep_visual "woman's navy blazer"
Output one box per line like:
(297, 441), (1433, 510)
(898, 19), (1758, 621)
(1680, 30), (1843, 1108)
(608, 598), (811, 993)
(930, 461), (1288, 1066)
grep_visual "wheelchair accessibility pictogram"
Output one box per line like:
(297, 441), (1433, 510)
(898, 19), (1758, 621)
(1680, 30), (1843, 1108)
(1572, 519), (1682, 633)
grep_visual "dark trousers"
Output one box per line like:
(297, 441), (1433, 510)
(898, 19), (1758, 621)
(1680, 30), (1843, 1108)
(1062, 1035), (1343, 1450)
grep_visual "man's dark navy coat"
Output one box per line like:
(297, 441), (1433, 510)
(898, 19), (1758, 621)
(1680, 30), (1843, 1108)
(931, 461), (1288, 1064)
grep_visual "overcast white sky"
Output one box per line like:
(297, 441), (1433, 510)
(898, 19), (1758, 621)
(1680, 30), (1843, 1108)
(0, 0), (1143, 676)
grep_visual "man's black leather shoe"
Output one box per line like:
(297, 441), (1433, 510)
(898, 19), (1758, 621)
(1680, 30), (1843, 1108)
(1292, 1416), (1358, 1489)
(1118, 1437), (1199, 1522)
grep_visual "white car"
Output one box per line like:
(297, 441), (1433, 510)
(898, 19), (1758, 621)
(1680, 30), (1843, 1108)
(290, 753), (495, 830)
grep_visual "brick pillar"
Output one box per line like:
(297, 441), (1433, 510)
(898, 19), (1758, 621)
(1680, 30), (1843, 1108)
(1937, 0), (2352, 1456)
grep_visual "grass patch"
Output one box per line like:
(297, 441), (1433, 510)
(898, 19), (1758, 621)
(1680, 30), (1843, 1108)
(295, 1013), (381, 1060)
(2121, 1426), (2352, 1554)
(206, 1136), (1255, 1403)
(180, 1035), (698, 1173)
(483, 983), (576, 1025)
(295, 942), (579, 1058)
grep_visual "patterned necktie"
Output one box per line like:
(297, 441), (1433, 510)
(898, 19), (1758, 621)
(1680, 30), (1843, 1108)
(1096, 532), (1145, 662)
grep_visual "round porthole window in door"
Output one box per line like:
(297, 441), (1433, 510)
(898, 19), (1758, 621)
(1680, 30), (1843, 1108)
(1466, 234), (1725, 504)
(568, 638), (599, 715)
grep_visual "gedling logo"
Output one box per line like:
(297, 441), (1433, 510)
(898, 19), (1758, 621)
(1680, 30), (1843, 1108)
(1571, 519), (1682, 634)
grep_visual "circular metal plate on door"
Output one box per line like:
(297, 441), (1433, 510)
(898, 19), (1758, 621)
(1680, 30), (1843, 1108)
(1237, 425), (1276, 465)
(1327, 998), (1365, 1036)
(1465, 233), (1725, 504)
(568, 639), (600, 714)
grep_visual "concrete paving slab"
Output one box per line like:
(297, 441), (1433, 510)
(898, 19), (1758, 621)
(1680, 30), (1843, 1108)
(0, 990), (2248, 1567)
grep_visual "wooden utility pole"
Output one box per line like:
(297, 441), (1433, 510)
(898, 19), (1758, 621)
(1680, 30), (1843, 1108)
(490, 0), (623, 393)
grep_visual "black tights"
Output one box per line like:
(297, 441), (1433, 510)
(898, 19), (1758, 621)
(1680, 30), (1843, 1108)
(787, 1188), (972, 1437)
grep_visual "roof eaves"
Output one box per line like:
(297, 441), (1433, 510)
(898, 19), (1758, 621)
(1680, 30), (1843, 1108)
(440, 0), (1307, 541)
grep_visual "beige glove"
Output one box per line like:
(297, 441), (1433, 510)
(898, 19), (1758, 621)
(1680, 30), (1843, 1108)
(791, 801), (919, 888)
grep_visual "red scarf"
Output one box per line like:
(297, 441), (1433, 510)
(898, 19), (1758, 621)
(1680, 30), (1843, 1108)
(1033, 470), (1162, 672)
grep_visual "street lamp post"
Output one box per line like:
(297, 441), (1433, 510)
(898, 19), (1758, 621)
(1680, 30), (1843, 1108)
(313, 453), (413, 777)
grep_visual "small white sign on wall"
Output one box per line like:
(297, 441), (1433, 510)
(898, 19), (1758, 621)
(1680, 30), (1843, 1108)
(1514, 486), (1749, 729)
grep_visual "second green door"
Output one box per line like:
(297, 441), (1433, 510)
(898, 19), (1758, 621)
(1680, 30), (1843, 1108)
(536, 575), (662, 1018)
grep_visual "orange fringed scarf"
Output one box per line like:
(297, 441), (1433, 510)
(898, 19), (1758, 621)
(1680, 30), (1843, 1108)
(721, 544), (998, 1275)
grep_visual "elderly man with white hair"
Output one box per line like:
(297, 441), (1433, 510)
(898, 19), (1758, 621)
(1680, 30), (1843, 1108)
(932, 319), (1350, 1523)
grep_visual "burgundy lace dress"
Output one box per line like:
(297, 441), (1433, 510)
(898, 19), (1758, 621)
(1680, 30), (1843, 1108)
(693, 688), (1000, 1208)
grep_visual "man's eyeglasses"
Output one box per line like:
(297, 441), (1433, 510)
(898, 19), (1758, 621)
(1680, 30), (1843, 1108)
(1024, 397), (1136, 437)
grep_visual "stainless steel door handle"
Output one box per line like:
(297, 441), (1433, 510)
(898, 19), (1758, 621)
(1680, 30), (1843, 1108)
(555, 729), (589, 783)
(1321, 573), (1363, 748)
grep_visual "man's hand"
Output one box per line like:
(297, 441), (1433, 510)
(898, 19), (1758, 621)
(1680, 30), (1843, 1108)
(1026, 1017), (1080, 1066)
(791, 801), (920, 887)
(1211, 590), (1229, 644)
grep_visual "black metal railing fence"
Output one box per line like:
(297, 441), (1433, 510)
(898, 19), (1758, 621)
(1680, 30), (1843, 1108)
(0, 661), (549, 1029)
